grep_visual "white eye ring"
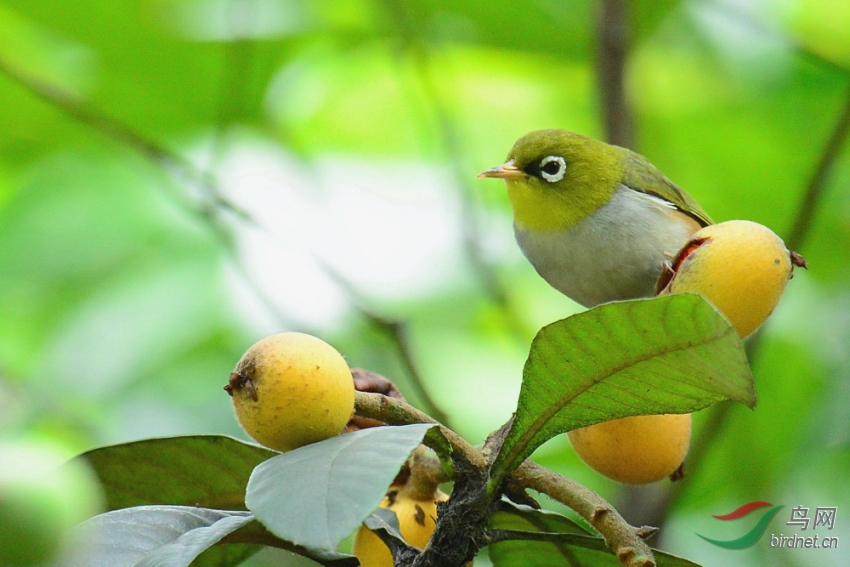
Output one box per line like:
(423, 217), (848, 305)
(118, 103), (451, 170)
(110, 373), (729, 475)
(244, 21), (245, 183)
(540, 155), (566, 182)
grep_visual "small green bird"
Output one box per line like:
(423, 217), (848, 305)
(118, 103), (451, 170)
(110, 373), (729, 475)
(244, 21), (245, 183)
(479, 129), (713, 308)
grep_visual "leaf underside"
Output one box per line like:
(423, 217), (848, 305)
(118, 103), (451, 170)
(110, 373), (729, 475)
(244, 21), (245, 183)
(61, 505), (358, 567)
(61, 506), (256, 567)
(246, 423), (434, 551)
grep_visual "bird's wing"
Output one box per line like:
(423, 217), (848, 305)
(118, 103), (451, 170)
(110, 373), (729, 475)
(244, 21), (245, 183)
(617, 147), (713, 227)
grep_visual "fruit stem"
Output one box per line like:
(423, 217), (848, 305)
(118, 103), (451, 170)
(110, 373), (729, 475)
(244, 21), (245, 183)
(400, 446), (443, 501)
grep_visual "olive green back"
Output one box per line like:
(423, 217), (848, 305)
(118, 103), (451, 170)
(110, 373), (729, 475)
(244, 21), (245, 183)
(616, 146), (713, 227)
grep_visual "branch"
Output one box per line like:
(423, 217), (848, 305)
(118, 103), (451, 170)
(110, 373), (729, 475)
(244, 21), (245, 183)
(0, 54), (250, 225)
(651, 72), (850, 529)
(354, 391), (486, 470)
(365, 511), (423, 567)
(597, 0), (634, 148)
(615, 6), (850, 531)
(785, 84), (850, 251)
(693, 1), (850, 255)
(319, 260), (453, 427)
(355, 390), (656, 567)
(0, 44), (361, 348)
(0, 29), (493, 439)
(359, 311), (453, 427)
(377, 0), (531, 341)
(514, 461), (656, 567)
(0, 51), (330, 353)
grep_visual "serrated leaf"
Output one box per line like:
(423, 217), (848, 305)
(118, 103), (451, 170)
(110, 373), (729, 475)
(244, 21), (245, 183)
(60, 506), (255, 567)
(488, 504), (701, 567)
(78, 435), (276, 511)
(246, 424), (434, 551)
(492, 295), (755, 479)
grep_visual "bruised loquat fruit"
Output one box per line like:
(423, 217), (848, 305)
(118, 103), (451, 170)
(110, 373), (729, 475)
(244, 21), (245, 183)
(657, 220), (806, 337)
(568, 413), (692, 484)
(353, 486), (449, 567)
(225, 332), (355, 452)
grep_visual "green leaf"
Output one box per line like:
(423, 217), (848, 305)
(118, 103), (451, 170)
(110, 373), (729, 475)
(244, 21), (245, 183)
(363, 507), (404, 542)
(488, 504), (702, 567)
(228, 515), (359, 566)
(78, 435), (276, 511)
(361, 508), (408, 561)
(62, 506), (256, 567)
(62, 506), (358, 567)
(246, 424), (434, 551)
(423, 426), (456, 478)
(491, 294), (755, 481)
(490, 500), (590, 535)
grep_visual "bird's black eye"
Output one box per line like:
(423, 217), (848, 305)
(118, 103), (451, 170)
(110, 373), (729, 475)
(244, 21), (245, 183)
(539, 155), (566, 182)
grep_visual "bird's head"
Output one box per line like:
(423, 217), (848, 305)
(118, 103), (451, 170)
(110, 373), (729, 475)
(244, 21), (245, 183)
(479, 129), (625, 231)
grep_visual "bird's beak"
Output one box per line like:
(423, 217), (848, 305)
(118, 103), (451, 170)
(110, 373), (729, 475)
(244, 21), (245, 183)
(477, 159), (527, 180)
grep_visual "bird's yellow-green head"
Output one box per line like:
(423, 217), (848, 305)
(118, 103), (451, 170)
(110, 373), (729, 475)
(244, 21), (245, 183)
(479, 129), (624, 231)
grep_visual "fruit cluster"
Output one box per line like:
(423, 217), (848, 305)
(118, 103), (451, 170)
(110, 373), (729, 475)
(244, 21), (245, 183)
(225, 332), (445, 567)
(570, 220), (806, 484)
(224, 219), (804, 566)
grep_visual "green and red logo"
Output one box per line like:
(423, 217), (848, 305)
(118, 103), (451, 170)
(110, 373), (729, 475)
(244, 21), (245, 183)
(697, 501), (784, 549)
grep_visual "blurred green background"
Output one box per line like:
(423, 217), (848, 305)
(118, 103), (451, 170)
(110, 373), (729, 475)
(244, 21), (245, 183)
(0, 0), (848, 566)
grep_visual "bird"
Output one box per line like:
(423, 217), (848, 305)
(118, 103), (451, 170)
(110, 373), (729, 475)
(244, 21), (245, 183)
(479, 129), (713, 308)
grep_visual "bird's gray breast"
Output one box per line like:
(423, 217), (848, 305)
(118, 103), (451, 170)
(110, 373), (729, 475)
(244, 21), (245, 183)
(513, 185), (696, 308)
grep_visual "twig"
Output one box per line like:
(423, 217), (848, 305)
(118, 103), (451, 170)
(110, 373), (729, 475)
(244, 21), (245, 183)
(786, 84), (850, 251)
(0, 49), (325, 354)
(319, 261), (452, 426)
(355, 390), (657, 567)
(619, 96), (850, 517)
(354, 391), (485, 469)
(221, 521), (357, 567)
(515, 461), (656, 567)
(364, 313), (453, 427)
(0, 28), (469, 438)
(0, 14), (515, 438)
(0, 45), (325, 348)
(409, 55), (514, 311)
(653, 75), (850, 528)
(613, 5), (850, 530)
(598, 0), (634, 148)
(213, 28), (452, 427)
(0, 54), (251, 225)
(378, 0), (531, 340)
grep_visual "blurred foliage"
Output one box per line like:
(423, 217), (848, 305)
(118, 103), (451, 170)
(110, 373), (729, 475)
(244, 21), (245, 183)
(1, 0), (849, 566)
